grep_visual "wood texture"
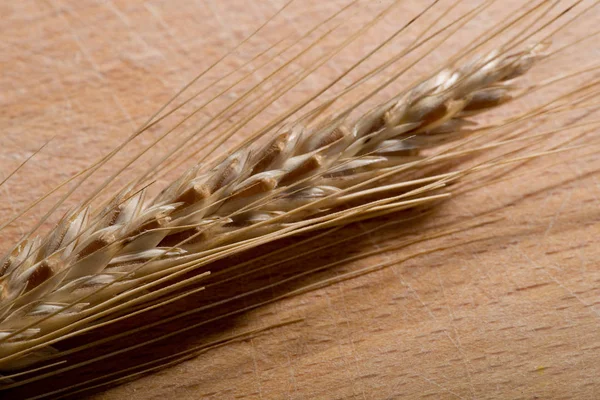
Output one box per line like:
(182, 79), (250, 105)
(1, 1), (599, 399)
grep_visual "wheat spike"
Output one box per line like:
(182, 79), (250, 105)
(1, 0), (599, 397)
(0, 41), (545, 369)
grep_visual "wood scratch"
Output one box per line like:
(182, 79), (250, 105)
(249, 338), (264, 400)
(521, 250), (600, 322)
(46, 0), (137, 129)
(435, 270), (477, 399)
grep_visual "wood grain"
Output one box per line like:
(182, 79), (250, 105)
(1, 1), (599, 399)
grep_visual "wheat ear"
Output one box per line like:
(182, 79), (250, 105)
(0, 41), (546, 370)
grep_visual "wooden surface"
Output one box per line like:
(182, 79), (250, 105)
(2, 1), (600, 399)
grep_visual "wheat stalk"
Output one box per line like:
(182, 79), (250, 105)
(0, 0), (599, 397)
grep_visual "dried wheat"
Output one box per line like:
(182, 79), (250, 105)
(0, 0), (598, 397)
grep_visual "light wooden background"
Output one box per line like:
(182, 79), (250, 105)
(1, 1), (600, 399)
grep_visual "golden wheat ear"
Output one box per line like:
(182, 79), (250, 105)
(1, 0), (599, 397)
(0, 41), (546, 359)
